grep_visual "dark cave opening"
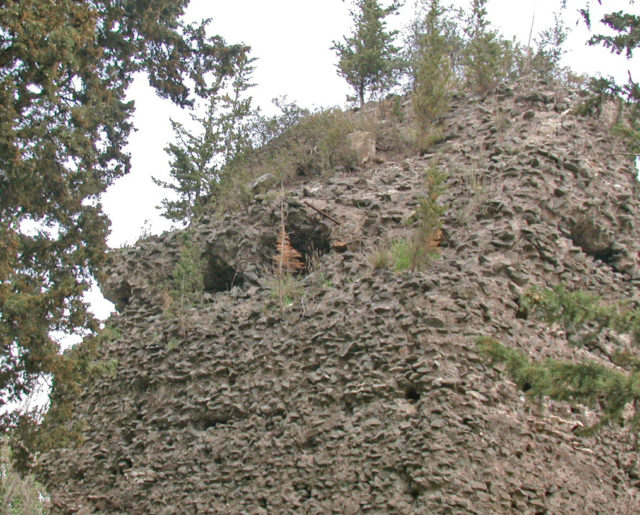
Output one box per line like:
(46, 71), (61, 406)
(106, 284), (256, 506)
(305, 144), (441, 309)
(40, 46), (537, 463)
(569, 218), (618, 266)
(282, 220), (333, 274)
(405, 387), (421, 403)
(109, 281), (132, 311)
(202, 254), (245, 293)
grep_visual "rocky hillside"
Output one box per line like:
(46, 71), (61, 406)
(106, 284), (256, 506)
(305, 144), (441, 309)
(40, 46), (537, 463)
(41, 79), (640, 513)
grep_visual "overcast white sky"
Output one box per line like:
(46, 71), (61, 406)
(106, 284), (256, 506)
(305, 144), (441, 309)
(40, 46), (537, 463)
(90, 0), (638, 318)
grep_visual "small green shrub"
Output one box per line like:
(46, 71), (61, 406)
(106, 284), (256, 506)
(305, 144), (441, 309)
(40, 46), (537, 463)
(391, 240), (412, 271)
(611, 123), (640, 156)
(412, 127), (445, 154)
(406, 165), (447, 271)
(212, 104), (361, 214)
(166, 235), (204, 334)
(368, 243), (394, 270)
(172, 236), (204, 301)
(269, 273), (303, 309)
(369, 166), (446, 273)
(0, 439), (49, 514)
(266, 107), (359, 176)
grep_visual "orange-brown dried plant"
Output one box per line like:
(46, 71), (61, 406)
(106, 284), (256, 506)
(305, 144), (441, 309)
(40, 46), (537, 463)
(273, 192), (304, 311)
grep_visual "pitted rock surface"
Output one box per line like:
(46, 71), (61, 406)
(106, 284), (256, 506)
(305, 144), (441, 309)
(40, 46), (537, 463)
(42, 80), (640, 513)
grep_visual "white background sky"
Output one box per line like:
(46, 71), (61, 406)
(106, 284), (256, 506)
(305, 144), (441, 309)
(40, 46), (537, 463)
(91, 0), (639, 318)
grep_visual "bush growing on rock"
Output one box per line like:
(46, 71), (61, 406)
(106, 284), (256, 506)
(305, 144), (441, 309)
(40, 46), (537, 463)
(478, 285), (640, 435)
(168, 235), (204, 334)
(213, 105), (361, 214)
(406, 165), (447, 271)
(370, 165), (447, 272)
(462, 0), (516, 93)
(172, 237), (204, 303)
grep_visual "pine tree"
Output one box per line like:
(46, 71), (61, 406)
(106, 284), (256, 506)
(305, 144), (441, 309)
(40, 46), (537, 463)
(462, 0), (512, 93)
(410, 0), (457, 132)
(333, 0), (402, 106)
(580, 2), (640, 59)
(154, 55), (256, 223)
(0, 0), (246, 423)
(221, 56), (257, 167)
(579, 1), (640, 117)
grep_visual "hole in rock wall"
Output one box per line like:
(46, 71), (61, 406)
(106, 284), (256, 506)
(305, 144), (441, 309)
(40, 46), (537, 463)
(193, 414), (225, 431)
(110, 281), (132, 311)
(569, 219), (617, 266)
(203, 254), (244, 293)
(405, 387), (421, 403)
(282, 217), (332, 273)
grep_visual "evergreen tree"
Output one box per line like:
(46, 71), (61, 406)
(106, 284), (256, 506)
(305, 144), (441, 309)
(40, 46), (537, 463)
(221, 56), (257, 166)
(462, 0), (513, 93)
(580, 2), (640, 59)
(579, 1), (640, 110)
(526, 12), (568, 79)
(0, 0), (246, 423)
(409, 0), (457, 131)
(478, 285), (640, 434)
(154, 55), (256, 223)
(333, 0), (402, 106)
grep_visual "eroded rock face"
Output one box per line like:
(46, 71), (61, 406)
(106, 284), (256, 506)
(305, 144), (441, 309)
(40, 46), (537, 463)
(101, 201), (333, 309)
(42, 79), (640, 514)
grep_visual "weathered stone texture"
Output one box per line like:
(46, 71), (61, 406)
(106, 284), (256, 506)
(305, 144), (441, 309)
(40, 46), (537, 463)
(42, 79), (640, 513)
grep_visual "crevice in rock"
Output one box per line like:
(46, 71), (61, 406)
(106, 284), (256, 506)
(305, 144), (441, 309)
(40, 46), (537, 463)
(287, 224), (332, 269)
(131, 376), (150, 393)
(514, 297), (528, 319)
(194, 414), (226, 431)
(109, 281), (132, 311)
(405, 387), (421, 403)
(569, 218), (616, 266)
(266, 211), (333, 273)
(202, 254), (245, 293)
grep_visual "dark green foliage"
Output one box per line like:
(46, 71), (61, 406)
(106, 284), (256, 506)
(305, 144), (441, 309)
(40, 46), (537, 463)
(526, 12), (569, 79)
(8, 325), (121, 470)
(407, 165), (447, 271)
(577, 1), (640, 154)
(333, 0), (402, 105)
(521, 285), (640, 344)
(253, 106), (359, 178)
(476, 337), (640, 434)
(154, 55), (256, 222)
(172, 235), (204, 307)
(462, 0), (516, 93)
(375, 165), (447, 272)
(208, 100), (360, 214)
(478, 283), (640, 436)
(0, 0), (245, 421)
(409, 1), (456, 133)
(581, 4), (640, 58)
(251, 97), (312, 149)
